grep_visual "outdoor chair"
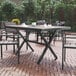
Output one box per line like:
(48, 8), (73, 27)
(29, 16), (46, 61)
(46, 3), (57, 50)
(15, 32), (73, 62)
(36, 20), (50, 43)
(53, 21), (65, 44)
(56, 21), (65, 39)
(0, 21), (20, 58)
(62, 31), (76, 69)
(36, 20), (60, 44)
(0, 29), (19, 59)
(4, 21), (20, 51)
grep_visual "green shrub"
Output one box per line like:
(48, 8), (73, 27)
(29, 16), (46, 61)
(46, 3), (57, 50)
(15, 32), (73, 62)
(54, 3), (76, 31)
(1, 0), (16, 21)
(22, 0), (35, 24)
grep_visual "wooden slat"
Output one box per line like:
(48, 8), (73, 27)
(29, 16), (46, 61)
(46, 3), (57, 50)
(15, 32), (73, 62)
(0, 32), (76, 76)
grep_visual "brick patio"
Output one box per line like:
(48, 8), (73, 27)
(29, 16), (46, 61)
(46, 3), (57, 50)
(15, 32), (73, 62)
(0, 32), (76, 76)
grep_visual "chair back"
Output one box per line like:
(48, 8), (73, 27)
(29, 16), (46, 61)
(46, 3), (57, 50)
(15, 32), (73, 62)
(4, 22), (17, 34)
(63, 32), (76, 48)
(36, 20), (46, 25)
(62, 31), (76, 69)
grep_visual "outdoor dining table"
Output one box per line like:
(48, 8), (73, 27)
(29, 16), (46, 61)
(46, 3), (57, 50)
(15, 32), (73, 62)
(5, 25), (71, 65)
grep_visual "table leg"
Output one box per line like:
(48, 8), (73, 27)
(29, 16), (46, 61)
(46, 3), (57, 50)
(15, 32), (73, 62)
(17, 40), (25, 64)
(18, 31), (34, 51)
(16, 30), (34, 64)
(48, 44), (57, 60)
(37, 31), (57, 64)
(37, 46), (47, 64)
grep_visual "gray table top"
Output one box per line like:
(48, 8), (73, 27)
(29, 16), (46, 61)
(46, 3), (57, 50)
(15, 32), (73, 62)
(5, 25), (71, 31)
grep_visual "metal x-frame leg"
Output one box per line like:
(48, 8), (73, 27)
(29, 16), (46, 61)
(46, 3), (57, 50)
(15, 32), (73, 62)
(16, 30), (34, 64)
(37, 31), (58, 64)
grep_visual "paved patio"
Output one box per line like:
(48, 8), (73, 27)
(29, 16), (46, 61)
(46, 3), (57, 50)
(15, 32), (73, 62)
(0, 32), (76, 76)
